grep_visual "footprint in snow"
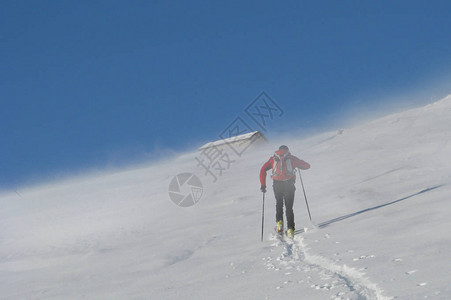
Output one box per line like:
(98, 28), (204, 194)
(418, 282), (427, 287)
(352, 254), (375, 261)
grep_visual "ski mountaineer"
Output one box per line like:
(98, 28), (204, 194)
(260, 145), (310, 238)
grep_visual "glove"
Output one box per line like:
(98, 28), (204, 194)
(260, 185), (267, 193)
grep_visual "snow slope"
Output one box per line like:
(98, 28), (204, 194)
(1, 95), (451, 299)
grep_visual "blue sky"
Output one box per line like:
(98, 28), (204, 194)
(1, 1), (451, 190)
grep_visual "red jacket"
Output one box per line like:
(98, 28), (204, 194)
(260, 150), (310, 186)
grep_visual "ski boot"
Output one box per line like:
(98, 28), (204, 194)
(286, 228), (294, 239)
(275, 220), (284, 235)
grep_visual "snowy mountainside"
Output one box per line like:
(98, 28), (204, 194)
(1, 95), (451, 299)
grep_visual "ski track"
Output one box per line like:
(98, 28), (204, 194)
(264, 235), (392, 300)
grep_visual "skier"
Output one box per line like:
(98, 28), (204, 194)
(260, 145), (310, 238)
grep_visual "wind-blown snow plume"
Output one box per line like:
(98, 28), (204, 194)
(1, 95), (450, 299)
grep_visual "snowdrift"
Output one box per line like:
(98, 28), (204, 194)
(1, 95), (451, 299)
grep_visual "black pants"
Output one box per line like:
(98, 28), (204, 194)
(273, 179), (296, 230)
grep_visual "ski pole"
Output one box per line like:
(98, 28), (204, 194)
(298, 169), (312, 221)
(261, 192), (265, 241)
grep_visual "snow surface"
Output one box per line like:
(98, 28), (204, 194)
(1, 96), (451, 299)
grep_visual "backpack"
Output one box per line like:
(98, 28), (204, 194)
(272, 149), (295, 181)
